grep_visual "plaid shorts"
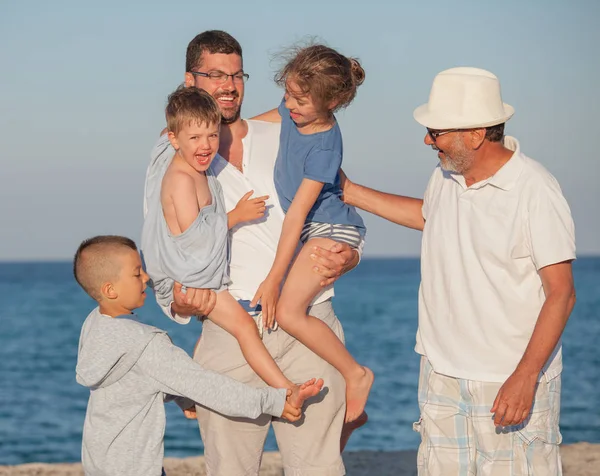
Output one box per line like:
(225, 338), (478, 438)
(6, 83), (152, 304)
(413, 357), (562, 475)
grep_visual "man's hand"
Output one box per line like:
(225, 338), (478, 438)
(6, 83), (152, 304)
(182, 405), (197, 420)
(171, 282), (217, 317)
(310, 242), (358, 287)
(280, 389), (302, 423)
(251, 278), (280, 329)
(491, 371), (538, 426)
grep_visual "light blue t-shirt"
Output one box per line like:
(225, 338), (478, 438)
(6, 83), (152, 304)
(274, 99), (366, 236)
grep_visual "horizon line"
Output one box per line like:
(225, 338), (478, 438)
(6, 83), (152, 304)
(1, 255), (599, 264)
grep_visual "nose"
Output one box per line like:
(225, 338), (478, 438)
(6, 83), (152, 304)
(424, 131), (434, 146)
(142, 270), (150, 285)
(198, 136), (211, 150)
(221, 74), (236, 91)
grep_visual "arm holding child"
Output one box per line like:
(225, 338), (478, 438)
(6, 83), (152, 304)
(251, 108), (281, 123)
(171, 239), (358, 317)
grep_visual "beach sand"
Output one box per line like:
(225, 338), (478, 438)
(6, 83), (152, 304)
(0, 443), (598, 475)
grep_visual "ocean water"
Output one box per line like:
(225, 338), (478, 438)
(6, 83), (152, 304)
(0, 257), (598, 465)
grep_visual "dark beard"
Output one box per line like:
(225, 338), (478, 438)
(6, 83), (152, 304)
(214, 92), (241, 125)
(220, 107), (241, 125)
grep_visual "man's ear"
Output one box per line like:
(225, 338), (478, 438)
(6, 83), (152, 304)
(101, 282), (117, 300)
(470, 128), (487, 149)
(168, 131), (179, 151)
(184, 73), (195, 88)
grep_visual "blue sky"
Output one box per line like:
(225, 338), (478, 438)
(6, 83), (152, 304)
(1, 0), (598, 259)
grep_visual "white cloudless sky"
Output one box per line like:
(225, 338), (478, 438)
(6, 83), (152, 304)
(1, 0), (598, 260)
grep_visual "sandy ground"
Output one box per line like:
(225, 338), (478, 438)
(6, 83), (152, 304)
(0, 443), (598, 475)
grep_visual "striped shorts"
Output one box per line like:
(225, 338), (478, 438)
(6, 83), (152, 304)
(414, 357), (562, 475)
(300, 221), (363, 248)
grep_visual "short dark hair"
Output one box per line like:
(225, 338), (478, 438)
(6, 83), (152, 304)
(186, 30), (243, 72)
(165, 86), (221, 135)
(485, 123), (505, 142)
(73, 235), (137, 301)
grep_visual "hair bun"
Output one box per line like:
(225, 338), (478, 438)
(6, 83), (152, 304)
(349, 58), (366, 87)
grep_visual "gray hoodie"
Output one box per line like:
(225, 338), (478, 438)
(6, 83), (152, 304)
(76, 307), (286, 476)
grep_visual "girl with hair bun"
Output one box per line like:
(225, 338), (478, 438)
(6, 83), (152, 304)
(252, 43), (373, 430)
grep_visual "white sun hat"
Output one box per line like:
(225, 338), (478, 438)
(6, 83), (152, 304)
(413, 67), (514, 130)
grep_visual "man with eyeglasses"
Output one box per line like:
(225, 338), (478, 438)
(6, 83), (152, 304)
(143, 30), (359, 476)
(341, 67), (576, 474)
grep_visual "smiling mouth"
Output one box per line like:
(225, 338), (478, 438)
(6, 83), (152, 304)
(432, 146), (444, 156)
(196, 153), (211, 164)
(215, 95), (237, 106)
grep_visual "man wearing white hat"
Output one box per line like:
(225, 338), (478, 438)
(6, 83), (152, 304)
(342, 67), (576, 474)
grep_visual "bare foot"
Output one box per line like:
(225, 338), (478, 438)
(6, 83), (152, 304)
(345, 366), (374, 422)
(288, 377), (325, 408)
(340, 411), (368, 452)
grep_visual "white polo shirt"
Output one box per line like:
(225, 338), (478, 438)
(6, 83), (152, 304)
(416, 136), (576, 382)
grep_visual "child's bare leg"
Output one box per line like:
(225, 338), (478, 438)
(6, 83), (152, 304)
(340, 411), (368, 452)
(208, 290), (322, 406)
(275, 238), (374, 422)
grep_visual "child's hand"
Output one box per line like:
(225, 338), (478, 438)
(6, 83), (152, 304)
(182, 405), (197, 420)
(281, 401), (302, 422)
(232, 190), (269, 224)
(280, 389), (302, 422)
(251, 278), (280, 329)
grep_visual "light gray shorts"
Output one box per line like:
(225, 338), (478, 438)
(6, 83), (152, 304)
(300, 221), (362, 248)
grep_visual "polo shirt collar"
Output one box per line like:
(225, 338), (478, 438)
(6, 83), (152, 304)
(449, 136), (524, 191)
(487, 136), (524, 191)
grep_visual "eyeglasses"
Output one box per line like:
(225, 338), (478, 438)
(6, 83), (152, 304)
(427, 128), (460, 141)
(189, 70), (250, 84)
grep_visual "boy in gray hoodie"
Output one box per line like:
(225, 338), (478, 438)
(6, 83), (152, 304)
(74, 235), (321, 476)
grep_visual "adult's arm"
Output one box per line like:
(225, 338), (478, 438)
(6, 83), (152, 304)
(250, 108), (281, 123)
(169, 283), (216, 318)
(340, 169), (425, 231)
(491, 260), (576, 426)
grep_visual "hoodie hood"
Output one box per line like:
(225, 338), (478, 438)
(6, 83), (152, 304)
(76, 307), (165, 389)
